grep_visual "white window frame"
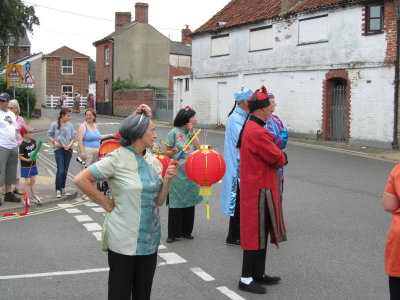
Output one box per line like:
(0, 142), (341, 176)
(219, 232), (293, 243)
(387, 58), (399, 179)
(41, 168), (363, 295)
(62, 59), (73, 75)
(250, 25), (273, 52)
(61, 85), (73, 98)
(104, 46), (109, 66)
(211, 34), (229, 57)
(298, 15), (328, 45)
(104, 80), (109, 102)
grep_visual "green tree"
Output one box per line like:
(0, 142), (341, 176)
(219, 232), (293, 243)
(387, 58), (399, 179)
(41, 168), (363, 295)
(0, 0), (40, 66)
(88, 58), (96, 84)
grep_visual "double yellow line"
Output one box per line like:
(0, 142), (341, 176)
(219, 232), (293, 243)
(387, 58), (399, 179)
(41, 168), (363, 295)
(0, 200), (89, 222)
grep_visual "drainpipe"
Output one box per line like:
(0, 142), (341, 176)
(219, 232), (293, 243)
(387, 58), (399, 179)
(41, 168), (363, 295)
(393, 0), (400, 148)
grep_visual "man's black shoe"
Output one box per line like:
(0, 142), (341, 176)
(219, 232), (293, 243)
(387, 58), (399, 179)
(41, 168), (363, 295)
(4, 192), (21, 203)
(238, 281), (266, 294)
(182, 234), (194, 239)
(253, 274), (281, 285)
(226, 239), (240, 246)
(166, 237), (176, 243)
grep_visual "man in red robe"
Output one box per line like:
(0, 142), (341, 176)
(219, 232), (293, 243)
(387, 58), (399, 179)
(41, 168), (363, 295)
(237, 86), (288, 294)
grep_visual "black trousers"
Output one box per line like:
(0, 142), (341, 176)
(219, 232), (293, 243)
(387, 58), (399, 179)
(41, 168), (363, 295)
(227, 184), (240, 242)
(108, 250), (157, 300)
(241, 204), (270, 278)
(168, 206), (195, 238)
(389, 276), (400, 300)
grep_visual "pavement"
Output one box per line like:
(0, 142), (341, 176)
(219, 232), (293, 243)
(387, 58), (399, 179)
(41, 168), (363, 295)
(2, 112), (400, 215)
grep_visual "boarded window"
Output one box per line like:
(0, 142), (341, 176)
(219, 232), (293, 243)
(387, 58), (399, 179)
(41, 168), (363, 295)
(299, 15), (328, 44)
(104, 80), (109, 102)
(211, 34), (229, 57)
(250, 26), (273, 51)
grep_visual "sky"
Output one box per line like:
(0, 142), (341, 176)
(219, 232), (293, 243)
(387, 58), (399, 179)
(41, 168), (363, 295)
(24, 0), (229, 60)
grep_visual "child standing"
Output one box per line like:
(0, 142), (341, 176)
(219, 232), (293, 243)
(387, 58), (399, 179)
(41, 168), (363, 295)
(19, 126), (42, 205)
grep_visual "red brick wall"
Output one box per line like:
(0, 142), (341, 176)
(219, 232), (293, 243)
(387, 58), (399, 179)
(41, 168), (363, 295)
(383, 0), (397, 65)
(95, 40), (113, 102)
(45, 56), (89, 97)
(321, 70), (351, 142)
(8, 46), (31, 63)
(113, 89), (153, 116)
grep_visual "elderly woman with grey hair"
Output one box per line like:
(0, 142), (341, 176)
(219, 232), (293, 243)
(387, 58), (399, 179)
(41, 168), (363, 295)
(74, 107), (178, 300)
(6, 99), (25, 195)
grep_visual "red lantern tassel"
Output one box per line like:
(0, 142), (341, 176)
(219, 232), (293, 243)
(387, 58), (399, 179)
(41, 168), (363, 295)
(2, 192), (30, 217)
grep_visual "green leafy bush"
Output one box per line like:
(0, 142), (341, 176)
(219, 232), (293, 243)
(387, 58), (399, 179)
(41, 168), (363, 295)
(0, 76), (36, 117)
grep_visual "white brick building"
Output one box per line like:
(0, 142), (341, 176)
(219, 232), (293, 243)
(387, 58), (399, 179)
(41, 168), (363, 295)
(174, 0), (399, 149)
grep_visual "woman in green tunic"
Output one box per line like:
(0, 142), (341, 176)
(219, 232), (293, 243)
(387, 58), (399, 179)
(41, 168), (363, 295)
(164, 106), (202, 243)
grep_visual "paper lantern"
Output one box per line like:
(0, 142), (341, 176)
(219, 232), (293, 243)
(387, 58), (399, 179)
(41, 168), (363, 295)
(156, 153), (171, 177)
(185, 145), (226, 196)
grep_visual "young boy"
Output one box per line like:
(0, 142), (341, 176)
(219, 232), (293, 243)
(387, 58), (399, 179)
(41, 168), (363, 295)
(19, 126), (42, 205)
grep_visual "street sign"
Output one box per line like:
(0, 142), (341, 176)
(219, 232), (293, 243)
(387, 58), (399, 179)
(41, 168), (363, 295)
(25, 62), (31, 71)
(22, 71), (34, 88)
(6, 64), (22, 88)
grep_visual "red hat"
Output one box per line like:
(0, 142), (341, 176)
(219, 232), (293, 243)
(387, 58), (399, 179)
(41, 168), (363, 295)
(248, 85), (270, 111)
(20, 126), (34, 135)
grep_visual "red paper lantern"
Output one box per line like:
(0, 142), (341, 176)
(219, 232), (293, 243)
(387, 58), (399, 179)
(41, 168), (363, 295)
(185, 145), (226, 195)
(155, 154), (171, 177)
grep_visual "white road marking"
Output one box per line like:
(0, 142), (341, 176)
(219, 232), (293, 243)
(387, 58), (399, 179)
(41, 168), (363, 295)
(82, 223), (102, 231)
(58, 204), (73, 208)
(74, 215), (93, 222)
(92, 231), (102, 241)
(191, 267), (215, 281)
(65, 208), (82, 214)
(92, 207), (105, 213)
(216, 286), (246, 300)
(84, 202), (99, 207)
(0, 268), (110, 280)
(158, 252), (187, 265)
(45, 167), (55, 178)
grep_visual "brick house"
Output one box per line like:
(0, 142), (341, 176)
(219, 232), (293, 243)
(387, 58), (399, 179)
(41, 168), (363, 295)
(179, 0), (399, 149)
(42, 46), (89, 104)
(0, 31), (31, 66)
(93, 2), (192, 118)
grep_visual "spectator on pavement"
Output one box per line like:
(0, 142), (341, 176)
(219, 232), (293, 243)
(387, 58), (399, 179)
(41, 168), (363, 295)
(381, 164), (400, 300)
(6, 99), (26, 196)
(19, 126), (42, 205)
(220, 87), (252, 246)
(0, 92), (21, 205)
(47, 108), (75, 198)
(77, 108), (115, 200)
(74, 108), (178, 299)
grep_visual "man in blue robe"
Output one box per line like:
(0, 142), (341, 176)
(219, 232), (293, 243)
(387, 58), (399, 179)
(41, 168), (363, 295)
(220, 87), (252, 246)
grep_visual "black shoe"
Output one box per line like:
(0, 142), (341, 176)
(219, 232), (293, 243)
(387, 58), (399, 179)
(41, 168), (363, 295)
(226, 239), (240, 246)
(166, 237), (176, 243)
(238, 281), (266, 294)
(4, 192), (21, 203)
(253, 274), (281, 285)
(182, 234), (194, 239)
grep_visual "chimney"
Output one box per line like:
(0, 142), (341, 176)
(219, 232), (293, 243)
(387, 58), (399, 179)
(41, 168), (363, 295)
(181, 25), (192, 45)
(115, 12), (131, 30)
(135, 2), (149, 24)
(281, 0), (303, 15)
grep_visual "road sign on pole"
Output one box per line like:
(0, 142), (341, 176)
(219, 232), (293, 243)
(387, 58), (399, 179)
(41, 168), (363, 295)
(6, 64), (22, 88)
(25, 62), (31, 71)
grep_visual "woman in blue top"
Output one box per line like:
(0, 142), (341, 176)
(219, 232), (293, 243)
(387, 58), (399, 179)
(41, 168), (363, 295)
(77, 109), (114, 199)
(74, 109), (178, 300)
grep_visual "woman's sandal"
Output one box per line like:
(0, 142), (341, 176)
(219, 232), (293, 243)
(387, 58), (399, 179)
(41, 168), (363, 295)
(13, 190), (24, 195)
